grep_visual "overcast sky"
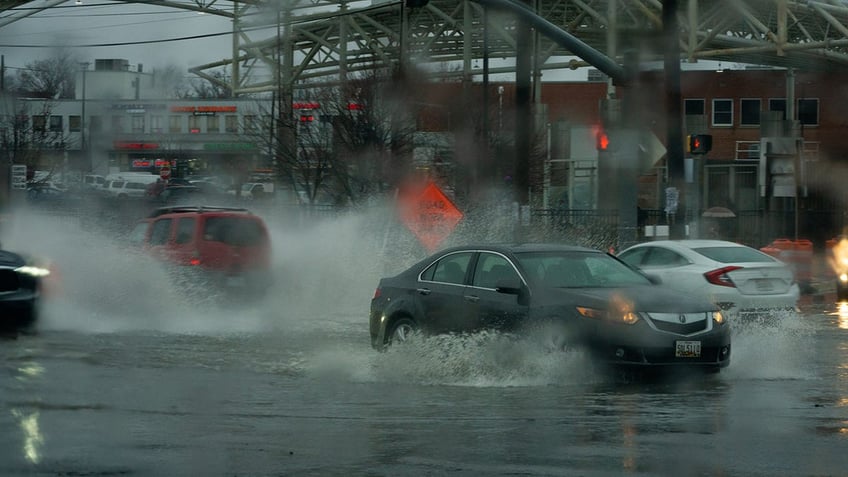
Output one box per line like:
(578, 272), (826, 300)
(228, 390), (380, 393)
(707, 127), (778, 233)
(0, 1), (237, 76)
(0, 1), (742, 83)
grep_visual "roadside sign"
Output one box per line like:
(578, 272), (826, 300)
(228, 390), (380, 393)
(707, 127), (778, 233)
(398, 182), (464, 252)
(11, 164), (27, 190)
(160, 166), (172, 180)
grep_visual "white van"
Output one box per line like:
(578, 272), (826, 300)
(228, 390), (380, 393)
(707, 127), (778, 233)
(83, 175), (107, 191)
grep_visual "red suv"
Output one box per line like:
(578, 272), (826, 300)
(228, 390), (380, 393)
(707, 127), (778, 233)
(129, 206), (272, 295)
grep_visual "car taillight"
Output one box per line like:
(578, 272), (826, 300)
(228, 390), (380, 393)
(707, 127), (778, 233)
(372, 287), (382, 300)
(190, 250), (201, 266)
(704, 266), (742, 287)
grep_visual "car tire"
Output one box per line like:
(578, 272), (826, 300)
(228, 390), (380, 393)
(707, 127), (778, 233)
(387, 316), (417, 345)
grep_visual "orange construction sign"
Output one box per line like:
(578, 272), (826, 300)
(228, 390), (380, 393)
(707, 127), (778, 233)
(398, 182), (464, 252)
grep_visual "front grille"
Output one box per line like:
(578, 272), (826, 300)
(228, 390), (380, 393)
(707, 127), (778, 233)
(649, 318), (708, 335)
(0, 268), (20, 292)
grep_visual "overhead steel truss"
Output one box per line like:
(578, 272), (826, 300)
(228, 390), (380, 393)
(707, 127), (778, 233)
(5, 0), (848, 94)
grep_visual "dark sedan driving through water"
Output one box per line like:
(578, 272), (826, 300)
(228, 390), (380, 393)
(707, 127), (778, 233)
(370, 244), (731, 371)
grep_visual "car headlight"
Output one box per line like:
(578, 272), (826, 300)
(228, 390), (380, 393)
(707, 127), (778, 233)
(15, 266), (51, 278)
(712, 311), (726, 325)
(576, 306), (640, 325)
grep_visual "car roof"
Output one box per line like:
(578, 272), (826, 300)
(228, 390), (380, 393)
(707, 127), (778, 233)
(436, 243), (601, 255)
(626, 239), (748, 250)
(146, 205), (255, 218)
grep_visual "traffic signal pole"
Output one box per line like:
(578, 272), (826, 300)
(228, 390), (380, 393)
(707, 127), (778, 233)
(663, 0), (686, 239)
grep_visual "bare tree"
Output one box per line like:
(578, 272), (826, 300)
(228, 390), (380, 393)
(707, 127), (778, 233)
(0, 96), (70, 179)
(187, 69), (232, 99)
(151, 64), (192, 99)
(14, 49), (79, 99)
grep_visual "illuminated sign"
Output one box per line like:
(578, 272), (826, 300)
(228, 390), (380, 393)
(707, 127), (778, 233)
(293, 102), (320, 110)
(114, 141), (159, 150)
(131, 160), (152, 168)
(171, 105), (238, 113)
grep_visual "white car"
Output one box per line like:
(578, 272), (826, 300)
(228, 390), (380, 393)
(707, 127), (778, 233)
(618, 239), (800, 318)
(102, 180), (149, 199)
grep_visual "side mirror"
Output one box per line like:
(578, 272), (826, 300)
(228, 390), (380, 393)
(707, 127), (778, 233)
(496, 278), (531, 306)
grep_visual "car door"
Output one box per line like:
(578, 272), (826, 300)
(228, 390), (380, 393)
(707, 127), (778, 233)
(466, 252), (529, 331)
(416, 251), (474, 333)
(621, 246), (697, 293)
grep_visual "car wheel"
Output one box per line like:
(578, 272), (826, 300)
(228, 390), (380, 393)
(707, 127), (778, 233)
(387, 317), (417, 345)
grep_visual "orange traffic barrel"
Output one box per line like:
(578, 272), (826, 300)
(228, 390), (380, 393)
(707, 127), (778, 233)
(771, 238), (795, 250)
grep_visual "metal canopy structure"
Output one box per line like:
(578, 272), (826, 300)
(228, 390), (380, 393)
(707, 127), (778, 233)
(4, 0), (848, 94)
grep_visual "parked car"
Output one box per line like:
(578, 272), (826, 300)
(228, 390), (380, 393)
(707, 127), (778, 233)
(103, 180), (149, 199)
(617, 239), (800, 319)
(128, 206), (273, 296)
(0, 245), (50, 331)
(370, 243), (731, 372)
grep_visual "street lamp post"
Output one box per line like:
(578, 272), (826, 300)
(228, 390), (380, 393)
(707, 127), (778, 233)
(80, 62), (89, 168)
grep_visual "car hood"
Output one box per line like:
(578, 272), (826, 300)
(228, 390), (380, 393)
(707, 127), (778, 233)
(0, 249), (26, 268)
(538, 284), (717, 313)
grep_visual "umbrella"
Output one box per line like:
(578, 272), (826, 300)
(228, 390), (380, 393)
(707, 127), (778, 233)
(702, 206), (736, 218)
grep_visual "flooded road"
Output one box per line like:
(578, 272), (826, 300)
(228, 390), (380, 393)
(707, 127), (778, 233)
(2, 302), (847, 476)
(0, 208), (846, 475)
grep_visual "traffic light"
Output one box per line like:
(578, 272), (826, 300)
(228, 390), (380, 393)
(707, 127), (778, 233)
(596, 130), (610, 151)
(688, 134), (713, 154)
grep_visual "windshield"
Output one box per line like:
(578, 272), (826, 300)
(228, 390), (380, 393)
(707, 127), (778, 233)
(515, 251), (651, 288)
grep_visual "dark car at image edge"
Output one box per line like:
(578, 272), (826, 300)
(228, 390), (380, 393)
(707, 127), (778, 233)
(0, 247), (50, 332)
(370, 243), (731, 371)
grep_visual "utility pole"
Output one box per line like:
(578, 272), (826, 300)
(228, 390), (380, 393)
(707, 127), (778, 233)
(663, 0), (686, 239)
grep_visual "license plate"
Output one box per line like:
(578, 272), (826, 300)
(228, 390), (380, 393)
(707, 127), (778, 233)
(675, 340), (701, 358)
(754, 279), (774, 292)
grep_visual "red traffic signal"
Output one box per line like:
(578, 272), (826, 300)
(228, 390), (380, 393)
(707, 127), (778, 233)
(596, 130), (610, 151)
(688, 134), (712, 154)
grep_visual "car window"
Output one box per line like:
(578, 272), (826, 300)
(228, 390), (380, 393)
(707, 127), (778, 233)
(128, 222), (149, 246)
(110, 181), (125, 188)
(202, 217), (268, 246)
(642, 247), (689, 266)
(516, 251), (651, 288)
(175, 218), (196, 244)
(127, 182), (146, 190)
(618, 247), (648, 267)
(692, 246), (776, 263)
(150, 218), (173, 246)
(472, 252), (519, 289)
(423, 252), (473, 285)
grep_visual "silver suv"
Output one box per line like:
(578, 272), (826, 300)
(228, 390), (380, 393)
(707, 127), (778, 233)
(103, 180), (149, 199)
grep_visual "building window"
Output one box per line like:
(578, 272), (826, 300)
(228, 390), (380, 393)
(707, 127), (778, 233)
(69, 115), (81, 132)
(740, 99), (761, 126)
(131, 114), (145, 133)
(112, 115), (124, 133)
(188, 115), (201, 134)
(49, 115), (63, 132)
(169, 115), (182, 133)
(32, 115), (46, 132)
(769, 98), (786, 120)
(684, 99), (705, 116)
(225, 115), (238, 133)
(207, 115), (219, 133)
(243, 115), (257, 133)
(798, 98), (819, 126)
(712, 99), (733, 126)
(151, 115), (163, 133)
